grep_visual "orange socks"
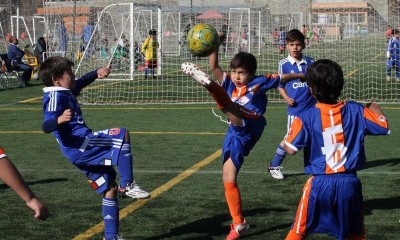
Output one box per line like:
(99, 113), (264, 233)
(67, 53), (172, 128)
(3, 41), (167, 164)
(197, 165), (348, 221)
(285, 230), (305, 240)
(224, 182), (244, 224)
(206, 81), (232, 110)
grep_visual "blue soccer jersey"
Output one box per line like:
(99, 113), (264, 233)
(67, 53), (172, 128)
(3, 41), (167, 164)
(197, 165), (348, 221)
(285, 101), (389, 175)
(278, 55), (316, 115)
(387, 36), (400, 61)
(42, 70), (99, 162)
(220, 73), (281, 169)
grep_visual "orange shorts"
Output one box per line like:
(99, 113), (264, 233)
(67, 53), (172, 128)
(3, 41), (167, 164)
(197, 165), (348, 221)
(145, 60), (157, 69)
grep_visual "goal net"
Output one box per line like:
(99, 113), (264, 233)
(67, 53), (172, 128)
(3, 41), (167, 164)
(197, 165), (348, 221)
(41, 0), (400, 104)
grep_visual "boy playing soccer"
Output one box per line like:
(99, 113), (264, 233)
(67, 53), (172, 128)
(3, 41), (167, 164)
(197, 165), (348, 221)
(141, 29), (159, 79)
(182, 47), (303, 239)
(268, 29), (316, 179)
(284, 59), (390, 240)
(40, 56), (149, 240)
(386, 28), (400, 82)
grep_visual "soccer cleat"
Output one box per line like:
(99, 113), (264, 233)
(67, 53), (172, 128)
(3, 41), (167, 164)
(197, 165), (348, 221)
(387, 76), (391, 82)
(118, 181), (150, 199)
(181, 62), (212, 86)
(103, 234), (125, 240)
(226, 220), (250, 240)
(268, 165), (284, 179)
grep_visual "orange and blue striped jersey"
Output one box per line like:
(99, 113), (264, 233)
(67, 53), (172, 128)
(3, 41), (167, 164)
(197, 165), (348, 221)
(221, 73), (281, 118)
(285, 101), (389, 174)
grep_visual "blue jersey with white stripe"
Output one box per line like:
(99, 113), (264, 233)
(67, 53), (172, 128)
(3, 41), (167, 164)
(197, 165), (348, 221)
(387, 37), (400, 60)
(42, 70), (98, 162)
(278, 55), (316, 115)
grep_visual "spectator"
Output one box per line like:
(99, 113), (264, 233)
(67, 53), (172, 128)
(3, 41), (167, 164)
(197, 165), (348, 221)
(7, 35), (33, 87)
(57, 21), (68, 54)
(82, 20), (95, 59)
(34, 34), (47, 64)
(339, 22), (345, 40)
(386, 25), (393, 43)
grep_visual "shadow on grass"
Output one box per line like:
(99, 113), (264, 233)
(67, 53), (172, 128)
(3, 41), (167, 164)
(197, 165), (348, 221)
(142, 207), (291, 240)
(363, 157), (400, 170)
(364, 196), (400, 215)
(0, 177), (68, 190)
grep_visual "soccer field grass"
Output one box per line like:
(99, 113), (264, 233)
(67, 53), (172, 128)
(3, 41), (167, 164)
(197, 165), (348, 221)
(0, 82), (399, 239)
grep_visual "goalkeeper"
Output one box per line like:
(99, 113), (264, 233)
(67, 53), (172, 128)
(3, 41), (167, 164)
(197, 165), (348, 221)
(141, 29), (159, 79)
(39, 56), (150, 240)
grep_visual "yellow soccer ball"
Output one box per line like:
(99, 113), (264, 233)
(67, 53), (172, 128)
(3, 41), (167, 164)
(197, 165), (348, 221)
(187, 23), (219, 57)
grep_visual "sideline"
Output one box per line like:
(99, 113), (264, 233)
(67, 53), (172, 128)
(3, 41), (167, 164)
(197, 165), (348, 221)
(72, 149), (222, 240)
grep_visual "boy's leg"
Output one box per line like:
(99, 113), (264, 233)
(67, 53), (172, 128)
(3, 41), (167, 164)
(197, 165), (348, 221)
(269, 141), (285, 180)
(103, 182), (120, 240)
(285, 230), (306, 240)
(117, 131), (150, 199)
(181, 62), (243, 126)
(387, 59), (392, 82)
(223, 159), (249, 240)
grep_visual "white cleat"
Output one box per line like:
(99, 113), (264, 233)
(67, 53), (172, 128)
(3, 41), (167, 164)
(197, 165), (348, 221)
(268, 166), (284, 179)
(181, 62), (212, 86)
(118, 181), (150, 199)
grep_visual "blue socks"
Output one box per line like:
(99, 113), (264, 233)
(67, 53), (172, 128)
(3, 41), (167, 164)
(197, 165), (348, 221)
(117, 143), (133, 188)
(103, 197), (119, 240)
(271, 145), (286, 167)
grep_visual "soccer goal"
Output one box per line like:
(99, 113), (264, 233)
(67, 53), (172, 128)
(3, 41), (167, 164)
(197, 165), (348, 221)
(39, 0), (400, 104)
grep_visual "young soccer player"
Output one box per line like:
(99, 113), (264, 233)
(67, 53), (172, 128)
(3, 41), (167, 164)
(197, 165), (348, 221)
(0, 146), (49, 221)
(386, 28), (400, 82)
(141, 29), (159, 79)
(40, 56), (149, 240)
(284, 59), (390, 240)
(181, 48), (303, 239)
(268, 29), (316, 179)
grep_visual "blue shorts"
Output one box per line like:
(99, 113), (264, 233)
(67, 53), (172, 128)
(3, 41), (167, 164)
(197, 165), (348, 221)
(222, 117), (266, 170)
(74, 128), (126, 194)
(387, 59), (399, 67)
(290, 173), (364, 239)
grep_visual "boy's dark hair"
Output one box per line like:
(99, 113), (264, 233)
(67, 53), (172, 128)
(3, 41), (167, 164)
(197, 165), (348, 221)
(149, 29), (156, 36)
(40, 56), (74, 87)
(393, 29), (400, 35)
(306, 59), (343, 104)
(230, 52), (257, 75)
(286, 28), (305, 46)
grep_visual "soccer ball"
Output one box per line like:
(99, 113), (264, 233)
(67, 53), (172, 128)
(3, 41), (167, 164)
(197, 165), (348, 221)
(187, 23), (219, 57)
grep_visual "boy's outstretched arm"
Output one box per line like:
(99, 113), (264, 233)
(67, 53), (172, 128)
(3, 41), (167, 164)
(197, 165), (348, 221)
(209, 36), (224, 84)
(280, 73), (305, 83)
(0, 155), (49, 220)
(97, 65), (111, 79)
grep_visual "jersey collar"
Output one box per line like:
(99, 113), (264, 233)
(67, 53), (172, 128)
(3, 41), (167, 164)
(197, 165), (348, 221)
(43, 86), (70, 92)
(287, 55), (305, 65)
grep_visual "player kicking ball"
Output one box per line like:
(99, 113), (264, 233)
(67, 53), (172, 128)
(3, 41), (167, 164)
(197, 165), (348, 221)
(181, 50), (303, 240)
(40, 56), (149, 240)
